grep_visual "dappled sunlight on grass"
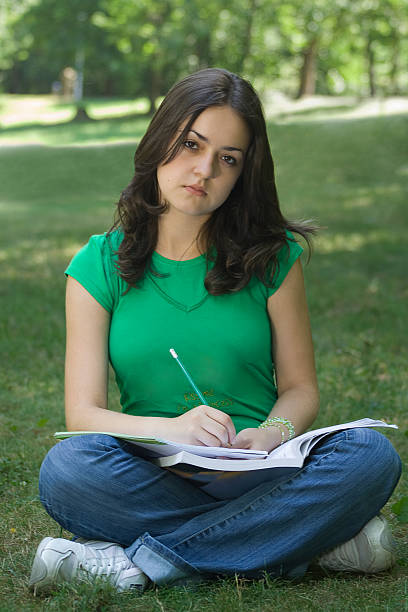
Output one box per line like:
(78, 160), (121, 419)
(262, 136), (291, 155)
(0, 96), (407, 610)
(0, 117), (148, 146)
(0, 238), (83, 263)
(316, 232), (372, 253)
(343, 194), (373, 208)
(0, 95), (75, 126)
(87, 98), (150, 118)
(0, 94), (150, 127)
(0, 94), (150, 146)
(2, 94), (408, 147)
(315, 228), (404, 254)
(0, 200), (31, 212)
(342, 184), (403, 209)
(396, 164), (408, 176)
(273, 95), (408, 124)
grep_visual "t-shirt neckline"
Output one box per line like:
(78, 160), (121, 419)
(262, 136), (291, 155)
(152, 251), (207, 268)
(149, 251), (209, 312)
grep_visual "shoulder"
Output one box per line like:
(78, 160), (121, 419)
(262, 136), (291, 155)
(69, 230), (123, 266)
(65, 230), (125, 312)
(278, 230), (303, 264)
(266, 231), (303, 296)
(87, 230), (123, 254)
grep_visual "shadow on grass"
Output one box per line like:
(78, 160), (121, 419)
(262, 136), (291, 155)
(0, 105), (152, 148)
(275, 103), (361, 121)
(0, 109), (152, 134)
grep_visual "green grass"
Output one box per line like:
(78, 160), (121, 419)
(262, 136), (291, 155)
(0, 94), (151, 124)
(0, 94), (150, 145)
(0, 97), (407, 610)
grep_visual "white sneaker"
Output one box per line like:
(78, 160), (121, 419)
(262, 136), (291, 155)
(319, 515), (396, 573)
(29, 537), (149, 592)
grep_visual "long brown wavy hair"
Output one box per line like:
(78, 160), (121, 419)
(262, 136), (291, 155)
(109, 68), (316, 295)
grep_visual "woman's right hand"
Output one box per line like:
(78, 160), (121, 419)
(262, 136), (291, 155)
(159, 405), (236, 447)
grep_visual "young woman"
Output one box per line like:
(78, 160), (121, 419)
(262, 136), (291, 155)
(29, 68), (401, 592)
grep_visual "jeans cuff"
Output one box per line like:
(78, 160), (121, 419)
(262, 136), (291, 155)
(126, 532), (200, 585)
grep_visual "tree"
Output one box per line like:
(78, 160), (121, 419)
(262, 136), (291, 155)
(3, 0), (124, 95)
(323, 0), (408, 96)
(97, 0), (260, 111)
(2, 0), (407, 98)
(94, 0), (187, 111)
(0, 0), (37, 91)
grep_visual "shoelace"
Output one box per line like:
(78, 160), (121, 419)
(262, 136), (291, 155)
(79, 546), (131, 579)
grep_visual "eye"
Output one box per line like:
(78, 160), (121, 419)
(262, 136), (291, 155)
(221, 154), (237, 166)
(183, 140), (198, 150)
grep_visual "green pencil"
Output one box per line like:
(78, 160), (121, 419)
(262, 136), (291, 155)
(169, 348), (208, 405)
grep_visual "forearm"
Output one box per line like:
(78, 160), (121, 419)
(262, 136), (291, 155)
(65, 403), (170, 438)
(266, 383), (320, 439)
(65, 402), (235, 446)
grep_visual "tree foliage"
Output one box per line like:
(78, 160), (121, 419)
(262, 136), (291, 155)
(1, 0), (407, 101)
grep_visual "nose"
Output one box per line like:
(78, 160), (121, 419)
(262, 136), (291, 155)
(194, 152), (218, 180)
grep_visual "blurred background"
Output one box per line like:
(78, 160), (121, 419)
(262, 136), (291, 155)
(1, 0), (407, 119)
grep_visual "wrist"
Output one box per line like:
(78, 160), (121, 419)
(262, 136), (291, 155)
(258, 416), (295, 445)
(256, 427), (282, 452)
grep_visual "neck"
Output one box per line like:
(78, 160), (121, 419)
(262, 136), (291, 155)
(156, 211), (208, 260)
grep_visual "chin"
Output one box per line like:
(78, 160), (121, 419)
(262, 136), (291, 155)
(178, 205), (214, 217)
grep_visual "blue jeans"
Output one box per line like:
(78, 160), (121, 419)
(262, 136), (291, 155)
(38, 428), (401, 584)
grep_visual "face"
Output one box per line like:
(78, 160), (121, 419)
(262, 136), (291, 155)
(157, 105), (251, 220)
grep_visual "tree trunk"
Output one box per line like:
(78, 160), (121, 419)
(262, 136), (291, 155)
(196, 27), (212, 69)
(389, 35), (400, 95)
(147, 64), (161, 115)
(104, 76), (114, 97)
(9, 64), (22, 93)
(297, 37), (318, 98)
(238, 0), (259, 74)
(366, 36), (376, 97)
(146, 6), (171, 114)
(73, 106), (91, 121)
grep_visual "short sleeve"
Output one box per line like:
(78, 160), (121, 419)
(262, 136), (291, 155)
(267, 231), (304, 297)
(65, 232), (123, 312)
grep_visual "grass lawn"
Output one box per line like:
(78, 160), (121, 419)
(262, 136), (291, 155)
(0, 96), (407, 610)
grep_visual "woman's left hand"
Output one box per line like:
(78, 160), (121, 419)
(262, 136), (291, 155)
(231, 427), (282, 453)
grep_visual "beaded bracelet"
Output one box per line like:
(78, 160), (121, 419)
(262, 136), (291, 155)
(258, 421), (287, 445)
(258, 416), (296, 443)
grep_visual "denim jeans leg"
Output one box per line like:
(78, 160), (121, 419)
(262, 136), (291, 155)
(39, 434), (223, 544)
(39, 429), (401, 585)
(128, 428), (401, 583)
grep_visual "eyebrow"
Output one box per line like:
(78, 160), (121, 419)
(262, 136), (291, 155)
(190, 129), (244, 153)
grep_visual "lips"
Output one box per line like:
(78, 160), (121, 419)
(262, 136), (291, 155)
(185, 184), (207, 196)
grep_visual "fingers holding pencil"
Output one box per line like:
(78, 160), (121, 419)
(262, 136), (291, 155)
(201, 405), (236, 447)
(168, 348), (236, 446)
(166, 405), (236, 447)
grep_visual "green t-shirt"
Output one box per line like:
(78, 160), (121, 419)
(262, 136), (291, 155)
(65, 231), (303, 433)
